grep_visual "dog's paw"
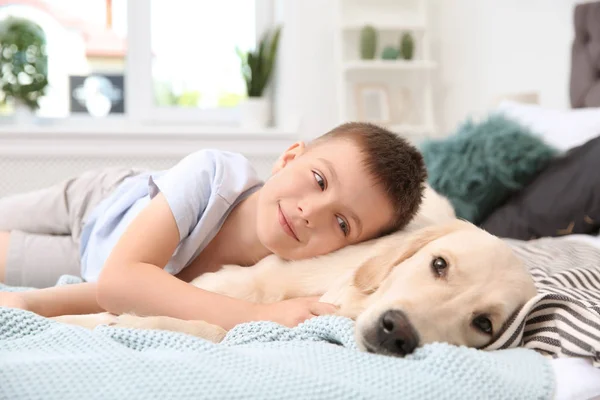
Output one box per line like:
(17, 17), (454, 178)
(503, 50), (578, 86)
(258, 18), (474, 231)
(109, 314), (228, 343)
(108, 314), (153, 329)
(193, 322), (227, 343)
(51, 312), (119, 330)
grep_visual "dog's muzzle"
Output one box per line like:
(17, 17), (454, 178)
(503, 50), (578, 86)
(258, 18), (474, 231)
(369, 309), (420, 356)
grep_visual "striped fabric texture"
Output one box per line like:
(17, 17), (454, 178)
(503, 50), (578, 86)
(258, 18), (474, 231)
(483, 237), (600, 367)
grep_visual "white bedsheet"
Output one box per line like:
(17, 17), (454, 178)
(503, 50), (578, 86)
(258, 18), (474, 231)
(552, 357), (600, 400)
(546, 234), (600, 400)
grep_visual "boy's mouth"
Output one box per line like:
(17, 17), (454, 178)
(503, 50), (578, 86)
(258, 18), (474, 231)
(278, 204), (300, 242)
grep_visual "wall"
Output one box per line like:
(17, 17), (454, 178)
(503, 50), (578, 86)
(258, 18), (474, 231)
(428, 0), (580, 134)
(0, 1), (582, 194)
(274, 0), (339, 140)
(280, 0), (582, 139)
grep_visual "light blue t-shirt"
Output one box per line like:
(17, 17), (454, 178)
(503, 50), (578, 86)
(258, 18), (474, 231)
(79, 149), (264, 282)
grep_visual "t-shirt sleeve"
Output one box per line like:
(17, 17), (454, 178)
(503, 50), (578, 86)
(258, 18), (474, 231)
(147, 150), (218, 242)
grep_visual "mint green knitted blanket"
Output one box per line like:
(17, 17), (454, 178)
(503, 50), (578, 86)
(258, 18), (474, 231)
(0, 279), (554, 400)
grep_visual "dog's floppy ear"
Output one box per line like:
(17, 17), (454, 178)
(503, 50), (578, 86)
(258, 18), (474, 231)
(353, 220), (470, 293)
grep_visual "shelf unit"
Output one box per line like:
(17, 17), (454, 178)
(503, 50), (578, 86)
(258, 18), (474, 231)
(343, 60), (437, 72)
(334, 0), (436, 143)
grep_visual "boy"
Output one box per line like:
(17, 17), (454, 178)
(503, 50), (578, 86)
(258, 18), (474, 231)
(0, 122), (426, 330)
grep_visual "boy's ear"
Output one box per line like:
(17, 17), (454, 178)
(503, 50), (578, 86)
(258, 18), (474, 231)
(272, 141), (306, 174)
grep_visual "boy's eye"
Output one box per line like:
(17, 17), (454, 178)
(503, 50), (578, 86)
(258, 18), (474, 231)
(313, 171), (326, 190)
(337, 216), (349, 236)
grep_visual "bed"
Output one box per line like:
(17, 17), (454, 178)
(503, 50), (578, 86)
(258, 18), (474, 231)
(2, 235), (600, 399)
(495, 1), (600, 397)
(530, 234), (600, 400)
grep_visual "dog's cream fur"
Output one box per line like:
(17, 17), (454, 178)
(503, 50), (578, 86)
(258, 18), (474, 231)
(53, 186), (537, 355)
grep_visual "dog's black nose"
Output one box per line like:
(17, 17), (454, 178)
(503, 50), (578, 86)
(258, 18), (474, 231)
(377, 309), (419, 356)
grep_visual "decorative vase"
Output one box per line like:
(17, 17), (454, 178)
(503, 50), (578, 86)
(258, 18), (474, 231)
(360, 25), (377, 60)
(381, 46), (400, 60)
(240, 97), (270, 129)
(400, 33), (415, 60)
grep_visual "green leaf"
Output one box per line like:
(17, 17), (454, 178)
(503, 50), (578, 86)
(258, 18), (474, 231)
(235, 45), (246, 62)
(237, 25), (282, 97)
(261, 26), (281, 93)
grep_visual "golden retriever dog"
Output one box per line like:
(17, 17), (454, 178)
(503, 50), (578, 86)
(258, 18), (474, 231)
(53, 187), (537, 356)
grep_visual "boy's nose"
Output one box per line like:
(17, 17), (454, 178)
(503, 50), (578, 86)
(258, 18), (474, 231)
(297, 205), (310, 225)
(297, 200), (329, 226)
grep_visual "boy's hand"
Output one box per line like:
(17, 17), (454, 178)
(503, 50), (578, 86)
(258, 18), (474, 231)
(0, 292), (29, 311)
(253, 296), (338, 328)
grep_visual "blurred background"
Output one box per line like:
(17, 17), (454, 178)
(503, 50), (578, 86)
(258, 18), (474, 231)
(0, 1), (597, 235)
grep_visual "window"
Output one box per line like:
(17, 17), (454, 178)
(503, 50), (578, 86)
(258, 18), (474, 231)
(152, 0), (256, 111)
(0, 0), (127, 118)
(0, 0), (271, 124)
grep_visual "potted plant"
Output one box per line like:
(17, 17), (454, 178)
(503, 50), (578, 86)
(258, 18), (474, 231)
(0, 16), (49, 120)
(236, 25), (281, 129)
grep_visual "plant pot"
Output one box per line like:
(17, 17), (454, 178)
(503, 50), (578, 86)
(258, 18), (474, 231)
(240, 97), (271, 129)
(12, 99), (34, 124)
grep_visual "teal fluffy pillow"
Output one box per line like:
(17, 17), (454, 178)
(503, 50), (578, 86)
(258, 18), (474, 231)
(420, 114), (558, 224)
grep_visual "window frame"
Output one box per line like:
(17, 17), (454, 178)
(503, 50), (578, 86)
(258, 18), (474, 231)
(125, 0), (274, 127)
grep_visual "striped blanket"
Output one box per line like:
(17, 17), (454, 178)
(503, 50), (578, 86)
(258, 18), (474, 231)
(484, 237), (600, 366)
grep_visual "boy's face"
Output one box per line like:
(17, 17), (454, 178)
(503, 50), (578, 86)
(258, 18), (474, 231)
(256, 138), (394, 260)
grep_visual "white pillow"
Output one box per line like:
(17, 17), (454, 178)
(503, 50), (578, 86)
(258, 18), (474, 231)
(494, 101), (600, 152)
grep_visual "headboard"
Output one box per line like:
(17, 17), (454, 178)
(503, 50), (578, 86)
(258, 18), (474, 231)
(570, 1), (600, 108)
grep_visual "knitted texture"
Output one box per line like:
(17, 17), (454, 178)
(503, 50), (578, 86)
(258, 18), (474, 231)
(420, 114), (558, 224)
(0, 280), (554, 400)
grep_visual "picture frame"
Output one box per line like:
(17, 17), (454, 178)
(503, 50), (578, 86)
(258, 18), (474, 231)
(354, 84), (391, 124)
(70, 74), (125, 116)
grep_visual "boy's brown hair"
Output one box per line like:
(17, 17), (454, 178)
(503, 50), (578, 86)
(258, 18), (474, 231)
(311, 122), (427, 236)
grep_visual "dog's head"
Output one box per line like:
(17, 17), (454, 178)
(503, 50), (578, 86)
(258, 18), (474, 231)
(353, 219), (537, 356)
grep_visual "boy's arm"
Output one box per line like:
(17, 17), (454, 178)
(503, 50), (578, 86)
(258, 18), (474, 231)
(98, 193), (336, 330)
(1, 193), (335, 326)
(96, 193), (262, 330)
(2, 282), (103, 317)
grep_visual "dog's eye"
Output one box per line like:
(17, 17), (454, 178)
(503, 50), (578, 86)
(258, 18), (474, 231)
(472, 315), (493, 335)
(431, 257), (448, 277)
